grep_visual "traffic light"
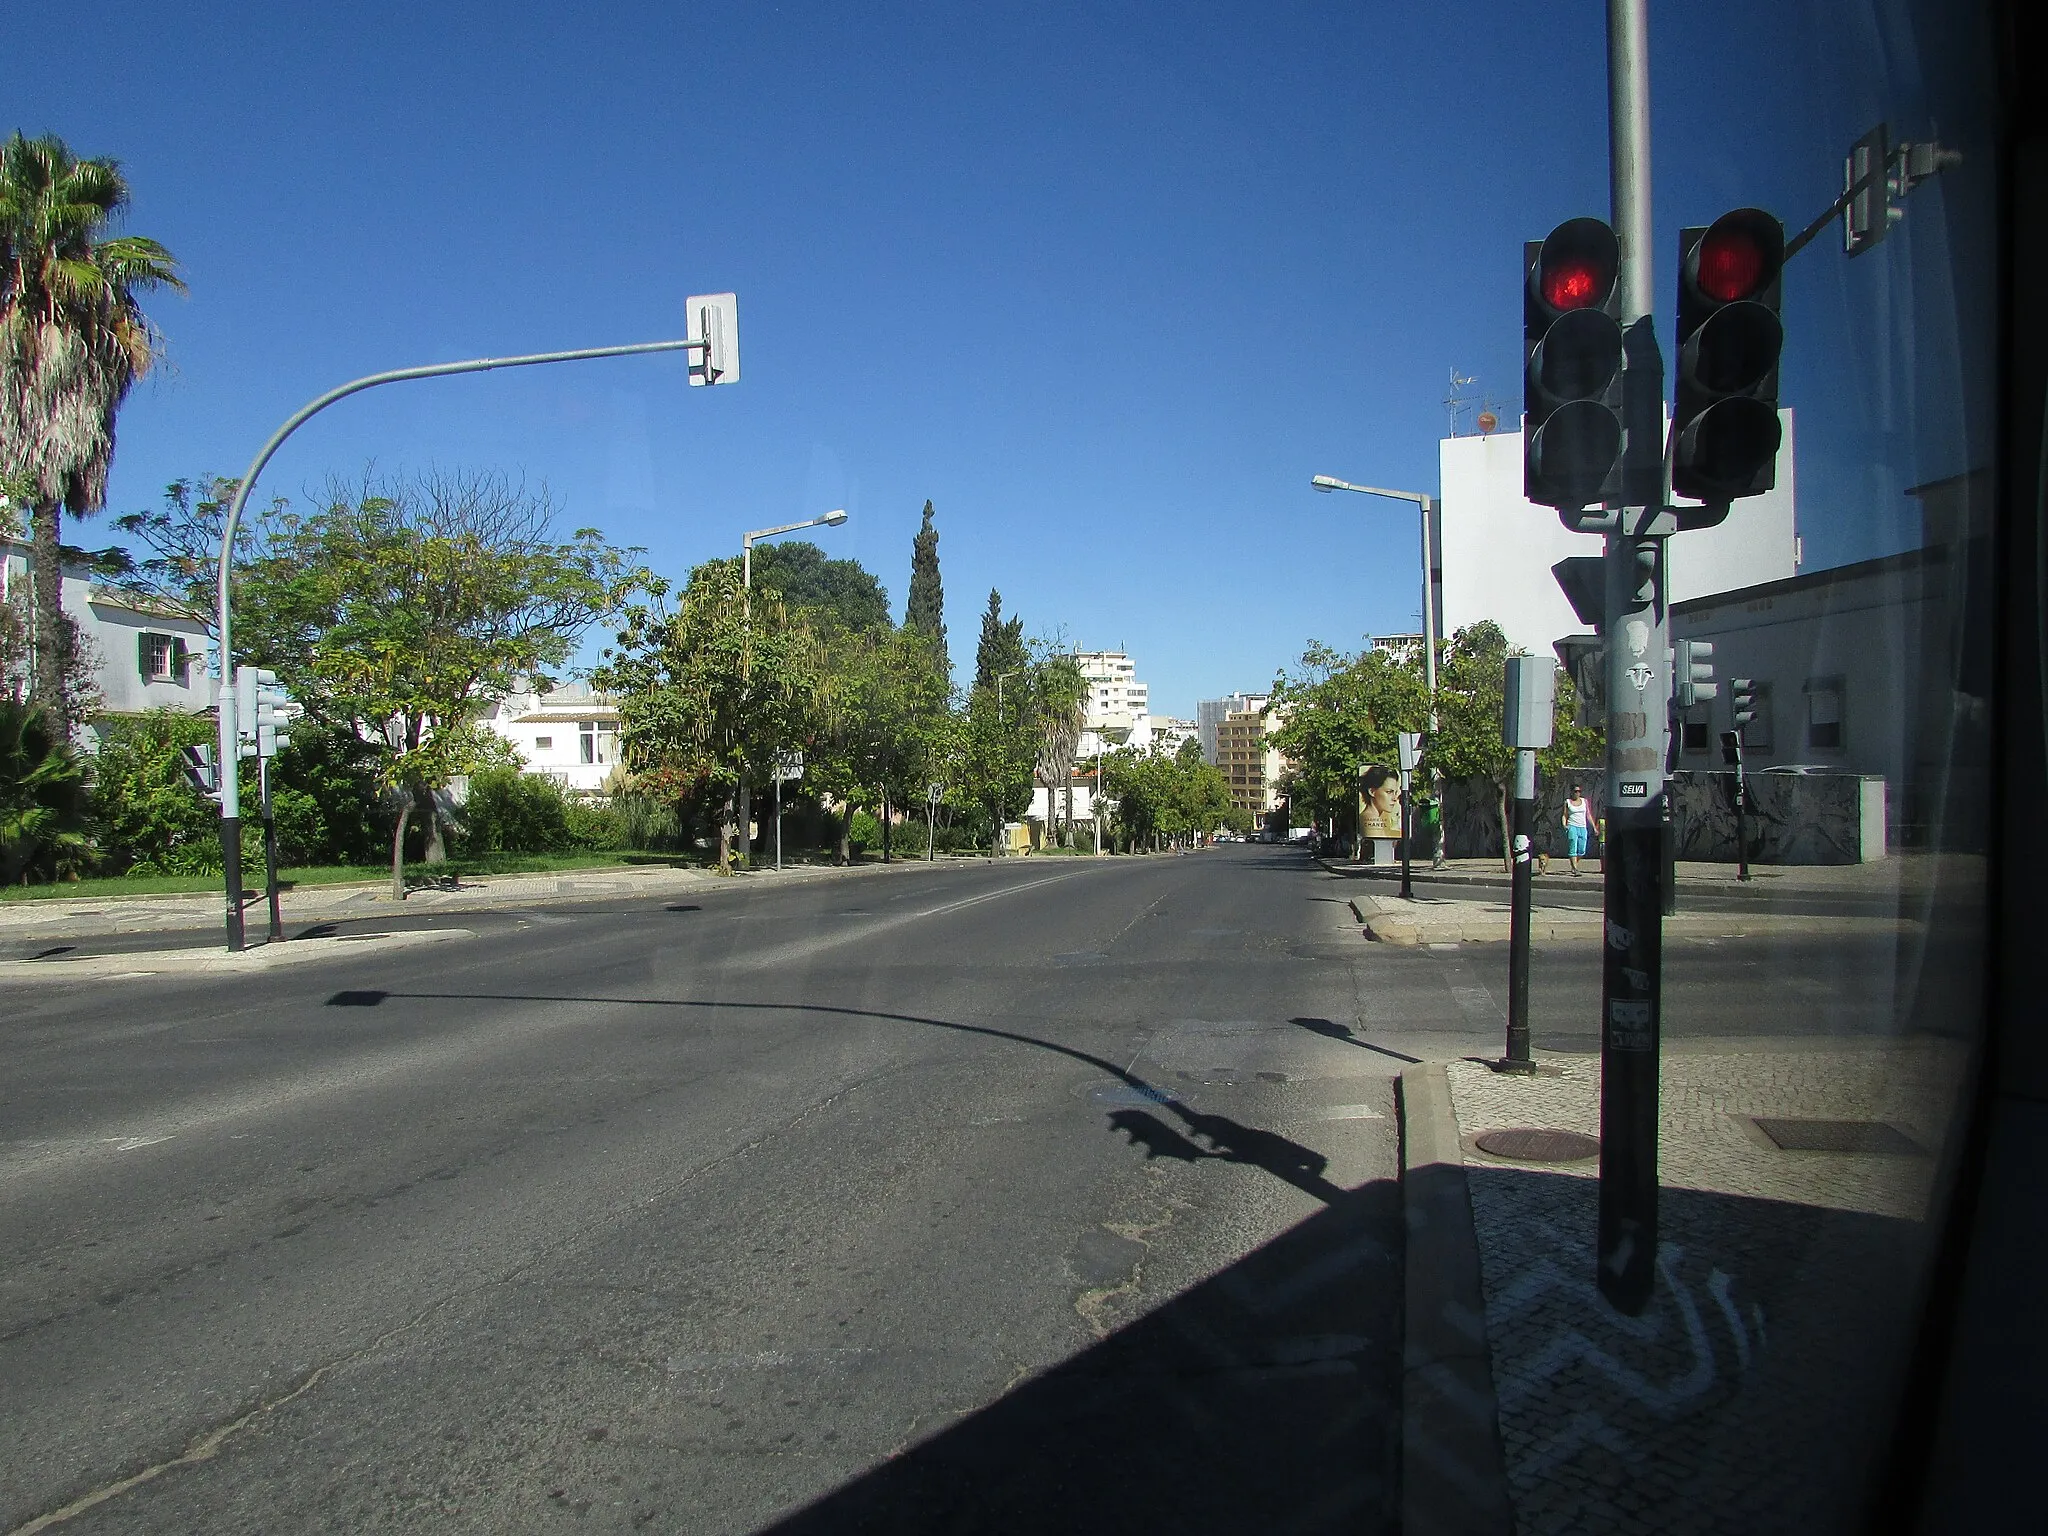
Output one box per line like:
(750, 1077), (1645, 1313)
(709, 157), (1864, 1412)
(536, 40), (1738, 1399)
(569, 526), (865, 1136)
(1730, 677), (1758, 734)
(235, 666), (292, 759)
(686, 292), (741, 386)
(1674, 210), (1785, 502)
(1720, 730), (1742, 768)
(1674, 639), (1717, 708)
(1523, 218), (1625, 511)
(180, 743), (220, 797)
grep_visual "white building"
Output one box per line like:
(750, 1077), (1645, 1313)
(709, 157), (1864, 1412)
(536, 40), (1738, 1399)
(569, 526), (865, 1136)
(476, 683), (622, 793)
(1437, 414), (1800, 658)
(2, 540), (218, 741)
(1075, 649), (1159, 759)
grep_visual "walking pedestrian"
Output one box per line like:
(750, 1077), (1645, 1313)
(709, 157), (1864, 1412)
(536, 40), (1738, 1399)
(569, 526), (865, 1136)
(1562, 784), (1592, 875)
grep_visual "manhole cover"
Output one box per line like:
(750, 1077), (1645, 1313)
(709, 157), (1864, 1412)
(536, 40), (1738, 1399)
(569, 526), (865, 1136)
(1474, 1127), (1601, 1162)
(1753, 1118), (1924, 1155)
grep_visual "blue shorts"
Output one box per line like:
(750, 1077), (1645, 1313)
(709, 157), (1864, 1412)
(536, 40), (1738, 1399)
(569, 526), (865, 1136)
(1566, 824), (1590, 857)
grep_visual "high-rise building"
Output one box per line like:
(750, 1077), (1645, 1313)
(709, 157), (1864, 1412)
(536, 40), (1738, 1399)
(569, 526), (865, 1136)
(1075, 650), (1152, 756)
(1197, 693), (1266, 764)
(1214, 702), (1285, 821)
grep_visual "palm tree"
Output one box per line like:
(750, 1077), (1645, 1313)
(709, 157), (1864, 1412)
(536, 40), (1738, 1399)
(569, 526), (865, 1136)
(0, 696), (92, 883)
(0, 133), (182, 727)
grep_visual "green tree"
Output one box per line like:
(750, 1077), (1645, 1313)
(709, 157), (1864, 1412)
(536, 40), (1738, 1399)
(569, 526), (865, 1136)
(745, 540), (890, 632)
(1032, 651), (1087, 844)
(973, 588), (1026, 693)
(111, 474), (290, 642)
(905, 499), (948, 679)
(597, 558), (825, 873)
(248, 469), (643, 897)
(0, 134), (183, 726)
(833, 624), (953, 861)
(1270, 641), (1428, 836)
(0, 697), (92, 882)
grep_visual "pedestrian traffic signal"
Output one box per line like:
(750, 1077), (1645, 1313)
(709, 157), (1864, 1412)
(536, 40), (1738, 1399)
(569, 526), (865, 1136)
(1729, 678), (1758, 733)
(1673, 210), (1785, 501)
(1720, 730), (1742, 768)
(1524, 218), (1625, 511)
(1674, 639), (1717, 708)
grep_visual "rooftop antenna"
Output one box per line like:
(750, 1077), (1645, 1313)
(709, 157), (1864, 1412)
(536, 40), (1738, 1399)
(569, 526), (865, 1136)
(1443, 368), (1478, 438)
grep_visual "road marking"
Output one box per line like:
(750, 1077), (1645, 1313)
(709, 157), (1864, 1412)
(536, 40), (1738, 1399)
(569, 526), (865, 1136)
(1310, 1105), (1385, 1121)
(725, 870), (1088, 973)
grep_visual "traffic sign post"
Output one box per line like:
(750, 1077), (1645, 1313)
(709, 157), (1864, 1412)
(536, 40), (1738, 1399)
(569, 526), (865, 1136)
(926, 783), (944, 862)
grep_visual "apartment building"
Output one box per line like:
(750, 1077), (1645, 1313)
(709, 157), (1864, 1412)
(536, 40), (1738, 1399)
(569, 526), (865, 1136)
(1215, 702), (1285, 820)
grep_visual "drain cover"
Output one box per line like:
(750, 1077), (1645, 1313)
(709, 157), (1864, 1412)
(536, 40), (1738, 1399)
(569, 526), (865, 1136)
(1753, 1118), (1924, 1155)
(1474, 1127), (1600, 1162)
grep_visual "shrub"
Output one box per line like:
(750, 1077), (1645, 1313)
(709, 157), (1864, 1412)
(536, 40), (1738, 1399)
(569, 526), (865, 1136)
(564, 798), (629, 850)
(269, 722), (391, 866)
(89, 709), (220, 875)
(460, 768), (571, 853)
(847, 809), (883, 854)
(610, 793), (683, 852)
(1, 698), (94, 883)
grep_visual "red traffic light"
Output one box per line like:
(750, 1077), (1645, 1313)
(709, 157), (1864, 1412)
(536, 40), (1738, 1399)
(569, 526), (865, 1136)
(1688, 209), (1783, 302)
(1531, 218), (1619, 315)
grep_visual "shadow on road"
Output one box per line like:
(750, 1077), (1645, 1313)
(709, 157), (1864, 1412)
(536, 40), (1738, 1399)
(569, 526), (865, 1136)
(761, 1176), (1402, 1534)
(1289, 1016), (1422, 1064)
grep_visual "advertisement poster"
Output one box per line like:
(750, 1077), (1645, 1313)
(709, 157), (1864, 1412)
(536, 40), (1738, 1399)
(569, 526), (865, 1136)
(1360, 765), (1403, 841)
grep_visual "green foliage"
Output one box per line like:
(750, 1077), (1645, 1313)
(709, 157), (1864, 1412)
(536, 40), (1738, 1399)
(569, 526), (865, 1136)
(595, 557), (825, 870)
(905, 499), (947, 677)
(973, 588), (1026, 692)
(86, 708), (217, 874)
(1271, 640), (1429, 827)
(847, 808), (884, 852)
(606, 793), (683, 852)
(0, 697), (94, 882)
(1098, 741), (1235, 849)
(747, 540), (890, 632)
(460, 766), (571, 854)
(267, 721), (390, 867)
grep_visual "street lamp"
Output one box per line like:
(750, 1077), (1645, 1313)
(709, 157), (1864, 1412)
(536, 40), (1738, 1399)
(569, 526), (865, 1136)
(738, 508), (848, 865)
(743, 507), (848, 592)
(1314, 473), (1443, 873)
(1309, 475), (1439, 728)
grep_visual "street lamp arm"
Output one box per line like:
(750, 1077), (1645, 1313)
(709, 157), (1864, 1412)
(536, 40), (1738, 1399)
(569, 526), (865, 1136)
(1310, 474), (1431, 508)
(743, 511), (845, 547)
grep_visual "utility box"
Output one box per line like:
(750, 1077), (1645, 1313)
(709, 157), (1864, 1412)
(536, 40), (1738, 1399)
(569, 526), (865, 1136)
(1504, 655), (1556, 750)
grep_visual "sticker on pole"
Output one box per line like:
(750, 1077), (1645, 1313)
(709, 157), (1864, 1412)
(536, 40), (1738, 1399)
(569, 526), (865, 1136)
(1608, 999), (1653, 1051)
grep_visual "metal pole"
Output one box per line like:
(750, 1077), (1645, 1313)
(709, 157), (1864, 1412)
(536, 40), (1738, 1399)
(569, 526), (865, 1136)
(260, 754), (283, 943)
(1506, 747), (1537, 1064)
(1597, 0), (1666, 1317)
(1399, 772), (1414, 899)
(211, 335), (706, 949)
(775, 771), (782, 871)
(1419, 496), (1439, 728)
(1735, 755), (1751, 881)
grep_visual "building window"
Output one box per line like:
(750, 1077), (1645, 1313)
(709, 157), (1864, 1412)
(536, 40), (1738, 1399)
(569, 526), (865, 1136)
(1681, 717), (1711, 755)
(580, 721), (597, 764)
(1806, 678), (1846, 752)
(139, 632), (182, 682)
(534, 735), (553, 752)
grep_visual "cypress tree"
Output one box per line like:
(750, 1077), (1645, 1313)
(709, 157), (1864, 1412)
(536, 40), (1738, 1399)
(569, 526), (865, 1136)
(973, 588), (1026, 693)
(905, 500), (948, 674)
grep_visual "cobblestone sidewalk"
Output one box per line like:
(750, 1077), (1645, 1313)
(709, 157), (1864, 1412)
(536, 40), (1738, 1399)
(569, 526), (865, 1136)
(1443, 1038), (1969, 1533)
(1349, 891), (1916, 947)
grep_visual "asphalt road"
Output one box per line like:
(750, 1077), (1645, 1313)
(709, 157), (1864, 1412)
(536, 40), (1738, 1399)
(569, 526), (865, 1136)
(0, 843), (1935, 1535)
(3, 845), (1415, 1536)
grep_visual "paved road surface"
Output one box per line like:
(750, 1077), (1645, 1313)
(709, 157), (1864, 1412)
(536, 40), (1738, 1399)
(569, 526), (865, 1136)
(3, 846), (1410, 1535)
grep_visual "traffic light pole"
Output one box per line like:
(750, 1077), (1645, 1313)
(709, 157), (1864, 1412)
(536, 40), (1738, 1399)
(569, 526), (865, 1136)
(1505, 747), (1537, 1066)
(260, 754), (283, 943)
(211, 334), (714, 952)
(1597, 0), (1667, 1317)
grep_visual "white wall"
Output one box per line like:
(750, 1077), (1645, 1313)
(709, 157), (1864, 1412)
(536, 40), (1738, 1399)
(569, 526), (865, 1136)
(1437, 414), (1799, 656)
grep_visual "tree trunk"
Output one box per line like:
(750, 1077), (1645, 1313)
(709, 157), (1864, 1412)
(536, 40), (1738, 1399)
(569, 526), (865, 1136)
(423, 789), (448, 864)
(28, 501), (66, 725)
(717, 792), (735, 874)
(1497, 779), (1512, 872)
(881, 790), (892, 862)
(389, 791), (414, 900)
(835, 801), (853, 865)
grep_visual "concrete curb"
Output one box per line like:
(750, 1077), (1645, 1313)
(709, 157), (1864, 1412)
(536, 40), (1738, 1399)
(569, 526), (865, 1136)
(0, 926), (474, 983)
(1399, 1062), (1514, 1536)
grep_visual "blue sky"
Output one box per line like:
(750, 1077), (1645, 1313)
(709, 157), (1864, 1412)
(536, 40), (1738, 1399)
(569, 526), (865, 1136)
(12, 0), (1987, 716)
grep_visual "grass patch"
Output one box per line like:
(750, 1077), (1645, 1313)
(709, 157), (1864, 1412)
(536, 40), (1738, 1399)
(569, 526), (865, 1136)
(0, 849), (706, 902)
